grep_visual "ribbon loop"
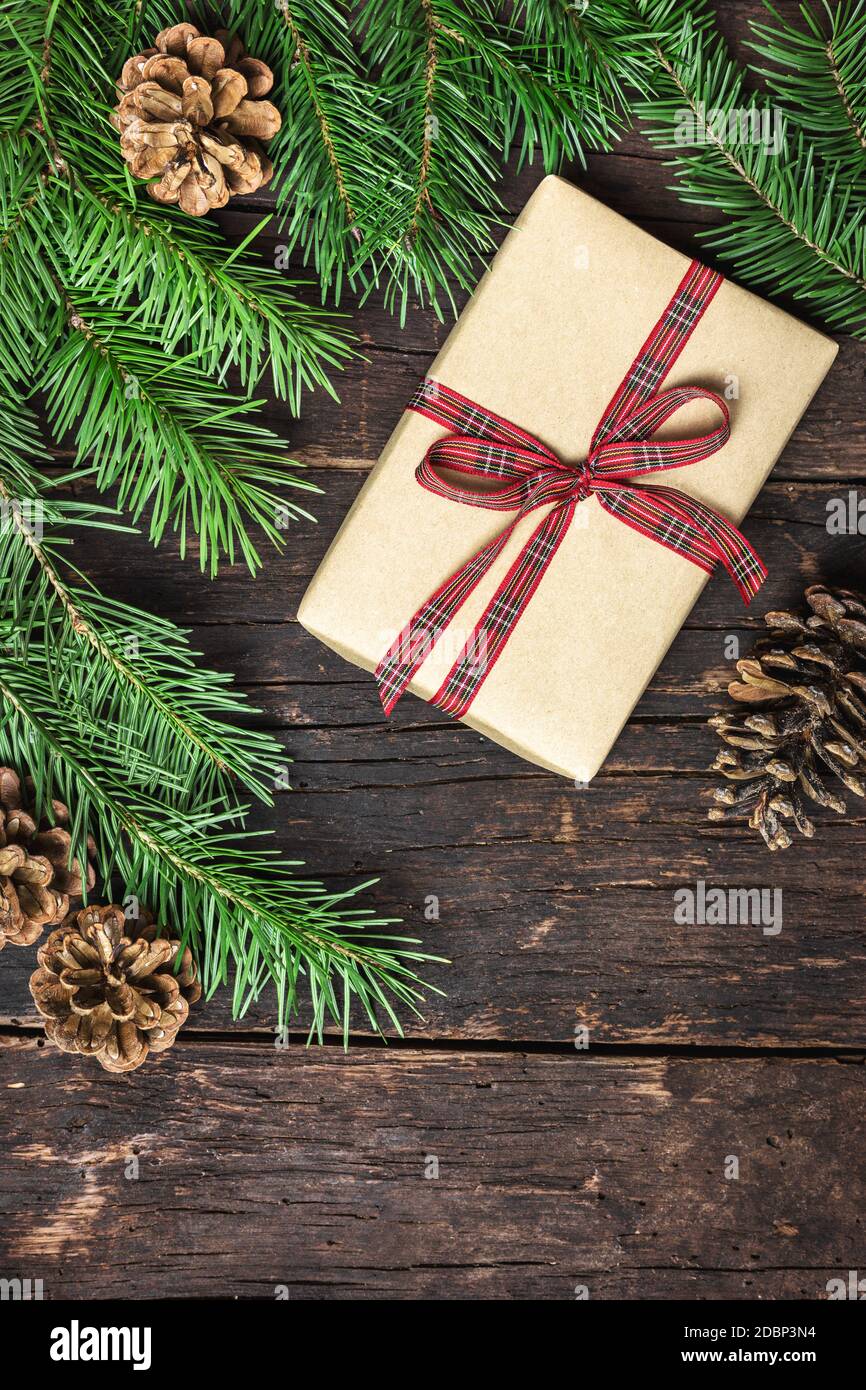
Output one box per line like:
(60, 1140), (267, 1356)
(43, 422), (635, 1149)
(590, 386), (730, 479)
(376, 258), (767, 719)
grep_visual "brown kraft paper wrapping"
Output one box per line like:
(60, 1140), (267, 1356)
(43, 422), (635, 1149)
(298, 176), (838, 781)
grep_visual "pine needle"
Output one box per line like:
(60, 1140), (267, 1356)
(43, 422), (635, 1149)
(0, 0), (356, 574)
(637, 0), (866, 337)
(0, 397), (443, 1036)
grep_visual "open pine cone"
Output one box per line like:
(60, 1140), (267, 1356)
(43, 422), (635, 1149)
(0, 768), (95, 949)
(708, 585), (866, 850)
(112, 23), (281, 215)
(30, 905), (201, 1073)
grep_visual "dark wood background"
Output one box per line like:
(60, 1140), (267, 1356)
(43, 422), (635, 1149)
(1, 3), (865, 1300)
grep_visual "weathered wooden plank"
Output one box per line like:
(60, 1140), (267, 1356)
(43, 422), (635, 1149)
(245, 337), (862, 479)
(2, 508), (864, 1044)
(214, 155), (862, 479)
(2, 749), (864, 1045)
(1, 1038), (862, 1300)
(66, 476), (866, 627)
(173, 623), (840, 713)
(11, 28), (865, 1050)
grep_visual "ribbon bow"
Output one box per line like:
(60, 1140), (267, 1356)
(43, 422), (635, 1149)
(376, 259), (766, 719)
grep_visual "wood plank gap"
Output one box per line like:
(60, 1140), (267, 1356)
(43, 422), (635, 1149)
(3, 1023), (864, 1059)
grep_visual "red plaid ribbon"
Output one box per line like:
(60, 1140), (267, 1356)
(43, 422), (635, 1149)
(376, 259), (766, 718)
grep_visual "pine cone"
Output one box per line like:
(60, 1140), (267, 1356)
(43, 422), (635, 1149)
(113, 23), (281, 215)
(30, 905), (201, 1073)
(707, 584), (866, 850)
(0, 768), (95, 949)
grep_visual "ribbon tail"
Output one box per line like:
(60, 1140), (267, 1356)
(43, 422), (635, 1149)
(432, 502), (576, 718)
(596, 483), (767, 604)
(375, 522), (518, 714)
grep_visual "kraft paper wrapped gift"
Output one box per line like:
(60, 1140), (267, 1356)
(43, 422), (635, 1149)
(298, 176), (838, 781)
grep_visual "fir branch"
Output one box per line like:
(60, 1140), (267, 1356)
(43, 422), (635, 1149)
(0, 0), (353, 442)
(0, 671), (438, 1036)
(409, 0), (443, 240)
(0, 397), (441, 1035)
(231, 0), (391, 302)
(637, 0), (866, 337)
(0, 0), (52, 135)
(0, 398), (280, 803)
(356, 0), (502, 319)
(228, 0), (660, 315)
(0, 0), (353, 572)
(68, 185), (354, 407)
(507, 0), (658, 163)
(37, 0), (355, 404)
(749, 0), (866, 193)
(22, 0), (358, 403)
(0, 134), (59, 391)
(0, 469), (236, 785)
(280, 5), (359, 228)
(39, 281), (316, 575)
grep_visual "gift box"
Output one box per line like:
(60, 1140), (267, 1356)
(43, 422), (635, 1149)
(298, 176), (838, 781)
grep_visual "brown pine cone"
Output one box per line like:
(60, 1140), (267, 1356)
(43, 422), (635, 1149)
(0, 768), (95, 949)
(707, 584), (866, 849)
(112, 23), (281, 215)
(30, 905), (201, 1073)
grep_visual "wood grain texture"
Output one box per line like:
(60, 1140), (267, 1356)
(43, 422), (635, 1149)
(0, 480), (853, 1047)
(1, 1037), (863, 1300)
(1, 3), (865, 1298)
(57, 476), (866, 622)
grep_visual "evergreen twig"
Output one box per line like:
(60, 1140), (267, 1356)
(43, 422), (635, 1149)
(0, 0), (355, 574)
(637, 0), (866, 337)
(226, 0), (655, 318)
(0, 397), (442, 1036)
(749, 0), (866, 195)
